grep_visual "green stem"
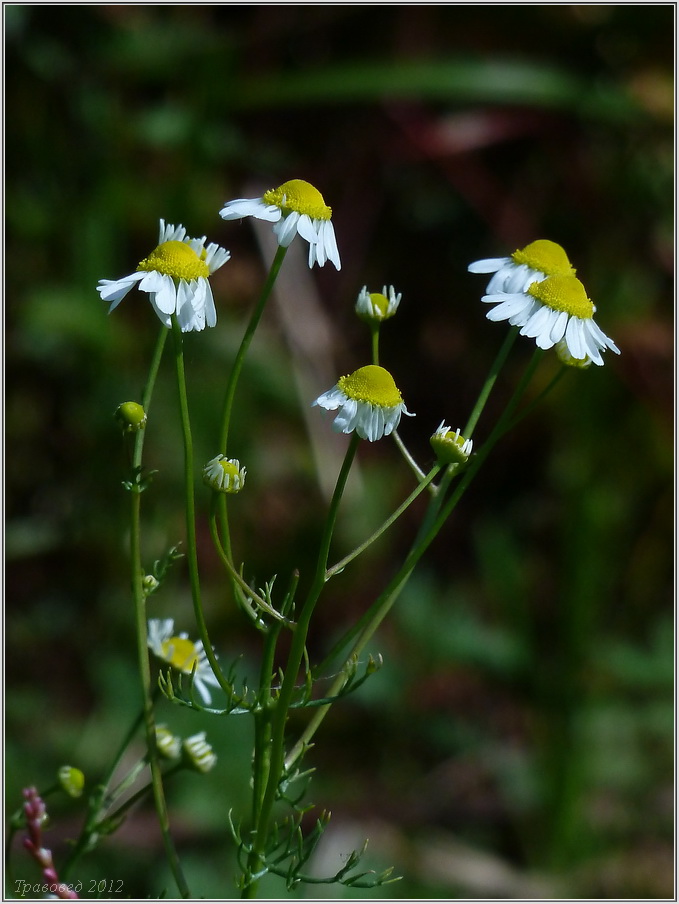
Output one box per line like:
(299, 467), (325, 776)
(170, 316), (232, 697)
(243, 434), (360, 896)
(370, 324), (380, 366)
(215, 245), (287, 615)
(326, 463), (440, 579)
(463, 327), (518, 439)
(391, 429), (429, 484)
(218, 245), (288, 453)
(130, 442), (191, 898)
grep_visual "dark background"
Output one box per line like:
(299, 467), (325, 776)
(5, 5), (674, 899)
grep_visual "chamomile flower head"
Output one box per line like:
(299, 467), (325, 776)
(183, 731), (217, 774)
(482, 274), (620, 365)
(155, 725), (182, 760)
(147, 618), (220, 705)
(220, 178), (340, 270)
(355, 285), (402, 323)
(203, 455), (246, 494)
(97, 220), (230, 332)
(313, 364), (414, 442)
(468, 239), (576, 294)
(430, 423), (473, 465)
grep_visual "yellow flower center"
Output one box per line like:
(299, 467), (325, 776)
(369, 292), (390, 317)
(137, 240), (209, 281)
(511, 239), (575, 277)
(217, 459), (240, 480)
(263, 179), (332, 220)
(161, 636), (199, 673)
(338, 365), (403, 407)
(528, 275), (594, 319)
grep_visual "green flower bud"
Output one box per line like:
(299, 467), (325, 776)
(115, 401), (147, 432)
(58, 765), (85, 798)
(355, 285), (401, 323)
(430, 422), (473, 465)
(554, 338), (593, 369)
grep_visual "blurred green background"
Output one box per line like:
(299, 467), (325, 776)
(6, 5), (674, 899)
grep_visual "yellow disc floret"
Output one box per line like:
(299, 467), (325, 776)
(528, 275), (594, 319)
(263, 179), (332, 220)
(338, 365), (403, 408)
(511, 239), (575, 278)
(137, 240), (210, 281)
(162, 636), (199, 673)
(368, 293), (391, 317)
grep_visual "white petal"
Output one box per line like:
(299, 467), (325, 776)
(203, 279), (217, 329)
(273, 211), (300, 247)
(564, 316), (587, 360)
(548, 310), (569, 344)
(319, 220), (341, 270)
(176, 280), (199, 331)
(521, 306), (559, 348)
(97, 272), (144, 307)
(205, 243), (231, 274)
(468, 257), (508, 274)
(151, 273), (178, 315)
(296, 213), (319, 244)
(219, 198), (280, 222)
(313, 387), (347, 411)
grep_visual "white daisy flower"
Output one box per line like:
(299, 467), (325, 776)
(219, 178), (340, 270)
(97, 220), (230, 332)
(468, 238), (576, 294)
(430, 422), (473, 465)
(481, 274), (620, 365)
(313, 364), (414, 442)
(182, 731), (217, 774)
(147, 618), (220, 705)
(355, 285), (402, 323)
(203, 455), (246, 493)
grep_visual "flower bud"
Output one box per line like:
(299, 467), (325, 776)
(142, 574), (160, 596)
(182, 731), (217, 773)
(430, 422), (473, 465)
(155, 725), (181, 760)
(554, 338), (592, 369)
(57, 766), (85, 798)
(203, 455), (246, 494)
(115, 401), (147, 432)
(355, 285), (401, 323)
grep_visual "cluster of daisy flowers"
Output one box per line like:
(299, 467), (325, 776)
(468, 239), (620, 366)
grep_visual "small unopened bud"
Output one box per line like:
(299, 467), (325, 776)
(182, 731), (217, 773)
(203, 455), (246, 494)
(554, 339), (592, 369)
(155, 725), (181, 760)
(355, 285), (401, 323)
(430, 422), (473, 465)
(115, 401), (147, 432)
(142, 574), (160, 595)
(57, 766), (84, 799)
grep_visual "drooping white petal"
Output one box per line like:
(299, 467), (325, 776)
(219, 198), (281, 222)
(273, 211), (301, 247)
